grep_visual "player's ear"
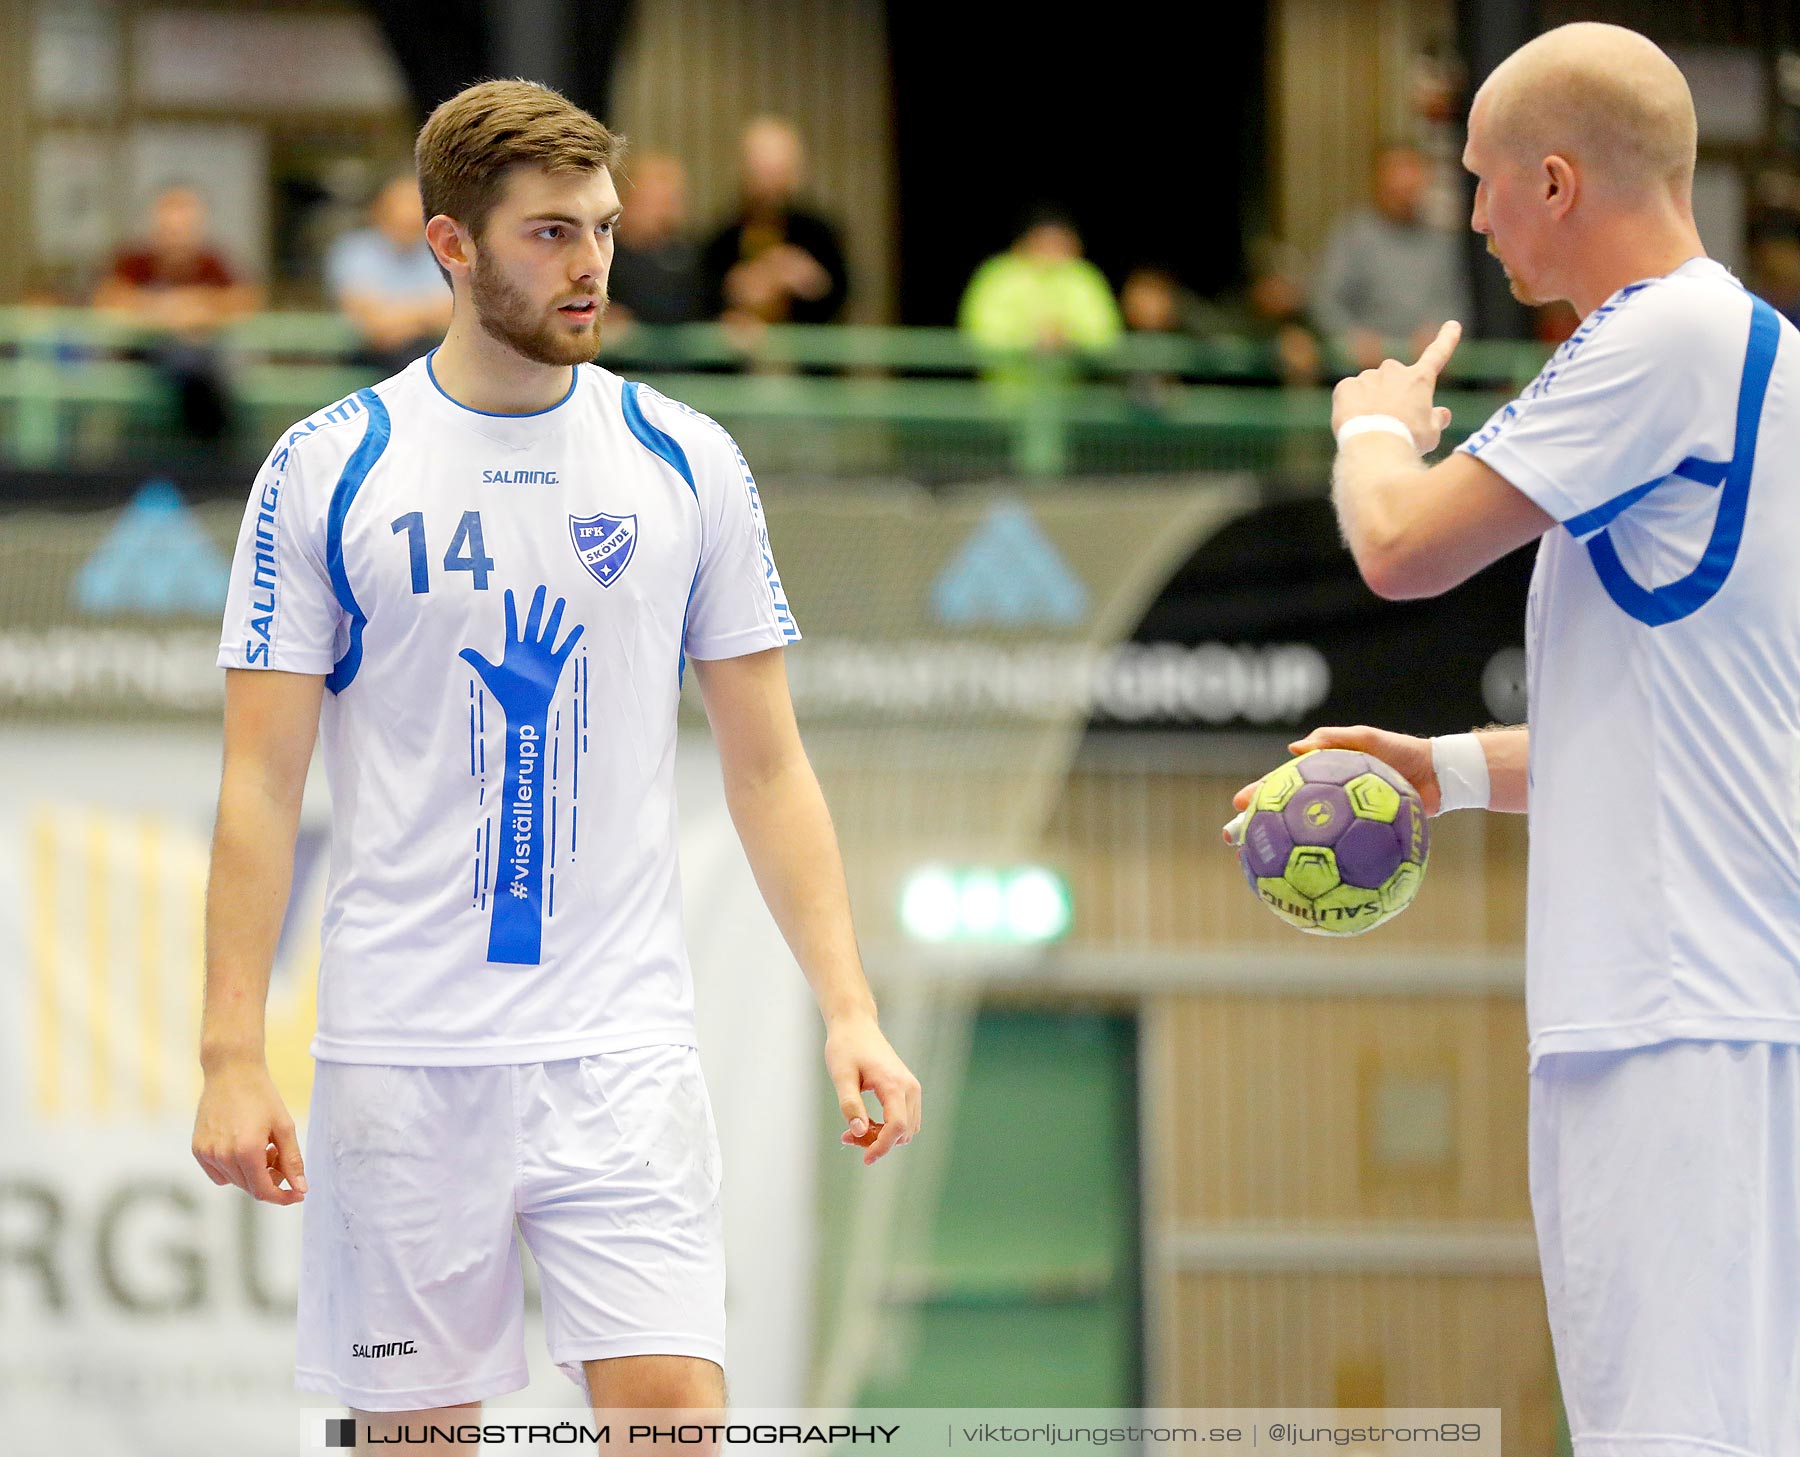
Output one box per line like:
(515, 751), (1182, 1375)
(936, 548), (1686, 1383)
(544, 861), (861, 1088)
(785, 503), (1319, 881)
(1543, 155), (1577, 218)
(426, 214), (472, 279)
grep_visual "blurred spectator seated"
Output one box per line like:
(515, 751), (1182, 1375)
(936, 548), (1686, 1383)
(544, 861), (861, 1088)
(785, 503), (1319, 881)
(1121, 266), (1199, 336)
(608, 151), (706, 331)
(702, 116), (850, 331)
(1119, 265), (1201, 407)
(958, 208), (1123, 393)
(1750, 219), (1800, 329)
(326, 173), (451, 377)
(93, 184), (260, 444)
(1311, 143), (1471, 371)
(1202, 240), (1322, 385)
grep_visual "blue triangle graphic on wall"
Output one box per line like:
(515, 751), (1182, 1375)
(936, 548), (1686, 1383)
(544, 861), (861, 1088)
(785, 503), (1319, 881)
(931, 498), (1089, 628)
(73, 479), (232, 617)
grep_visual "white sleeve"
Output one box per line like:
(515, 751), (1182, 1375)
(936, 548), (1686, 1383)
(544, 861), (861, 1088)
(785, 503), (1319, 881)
(217, 431), (344, 672)
(647, 395), (801, 661)
(1456, 284), (1744, 541)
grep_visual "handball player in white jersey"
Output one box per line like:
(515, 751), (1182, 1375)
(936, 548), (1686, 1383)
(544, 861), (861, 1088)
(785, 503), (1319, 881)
(1234, 24), (1800, 1456)
(190, 80), (921, 1429)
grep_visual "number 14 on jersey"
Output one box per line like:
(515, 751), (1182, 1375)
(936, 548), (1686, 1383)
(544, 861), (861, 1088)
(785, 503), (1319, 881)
(392, 510), (496, 593)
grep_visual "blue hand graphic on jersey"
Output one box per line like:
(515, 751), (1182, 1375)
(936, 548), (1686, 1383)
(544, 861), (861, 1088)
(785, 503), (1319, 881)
(459, 584), (584, 718)
(460, 586), (584, 965)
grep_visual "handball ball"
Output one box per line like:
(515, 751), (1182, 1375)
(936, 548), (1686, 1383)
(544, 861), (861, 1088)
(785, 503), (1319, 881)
(1237, 748), (1429, 937)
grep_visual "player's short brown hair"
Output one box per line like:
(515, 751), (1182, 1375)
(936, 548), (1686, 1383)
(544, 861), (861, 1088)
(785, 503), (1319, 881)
(415, 79), (623, 244)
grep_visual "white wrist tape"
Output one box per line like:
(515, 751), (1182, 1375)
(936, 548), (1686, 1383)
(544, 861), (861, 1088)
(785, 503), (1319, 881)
(1335, 413), (1418, 451)
(1431, 733), (1491, 812)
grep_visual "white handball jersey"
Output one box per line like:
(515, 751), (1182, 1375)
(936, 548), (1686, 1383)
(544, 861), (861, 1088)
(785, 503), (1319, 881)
(1459, 257), (1800, 1067)
(219, 356), (799, 1064)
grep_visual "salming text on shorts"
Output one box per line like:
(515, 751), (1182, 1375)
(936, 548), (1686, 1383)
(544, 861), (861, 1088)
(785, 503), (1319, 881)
(295, 1044), (725, 1411)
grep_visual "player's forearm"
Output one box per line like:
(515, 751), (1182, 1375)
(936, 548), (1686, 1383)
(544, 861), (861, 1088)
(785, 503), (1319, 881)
(1331, 434), (1434, 596)
(1476, 726), (1529, 814)
(722, 756), (877, 1025)
(200, 776), (303, 1070)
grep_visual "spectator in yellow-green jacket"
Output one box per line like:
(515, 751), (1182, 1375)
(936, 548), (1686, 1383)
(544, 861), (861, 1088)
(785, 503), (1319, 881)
(957, 209), (1123, 374)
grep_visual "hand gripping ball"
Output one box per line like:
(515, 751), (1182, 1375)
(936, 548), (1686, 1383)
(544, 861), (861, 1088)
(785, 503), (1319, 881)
(1234, 749), (1429, 937)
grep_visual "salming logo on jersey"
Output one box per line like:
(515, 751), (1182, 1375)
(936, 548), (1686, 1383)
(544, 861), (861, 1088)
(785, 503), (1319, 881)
(217, 358), (801, 1064)
(244, 478), (281, 666)
(241, 391), (370, 665)
(483, 469), (560, 484)
(1454, 258), (1800, 1067)
(658, 390), (799, 643)
(745, 470), (798, 643)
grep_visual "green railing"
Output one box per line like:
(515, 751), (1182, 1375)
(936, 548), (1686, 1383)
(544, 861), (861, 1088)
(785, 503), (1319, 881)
(0, 308), (1550, 479)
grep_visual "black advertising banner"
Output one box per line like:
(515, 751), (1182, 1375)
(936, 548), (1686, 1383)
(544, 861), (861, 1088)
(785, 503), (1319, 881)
(1125, 497), (1532, 737)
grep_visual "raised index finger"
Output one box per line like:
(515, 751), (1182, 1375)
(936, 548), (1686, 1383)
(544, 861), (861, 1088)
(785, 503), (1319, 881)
(1415, 319), (1462, 378)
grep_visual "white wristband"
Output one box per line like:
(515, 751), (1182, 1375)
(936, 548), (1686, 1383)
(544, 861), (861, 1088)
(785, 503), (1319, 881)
(1335, 413), (1418, 451)
(1430, 733), (1491, 813)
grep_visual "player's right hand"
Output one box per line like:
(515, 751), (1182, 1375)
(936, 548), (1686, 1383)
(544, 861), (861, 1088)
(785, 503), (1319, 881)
(825, 1013), (922, 1168)
(192, 1059), (307, 1205)
(1228, 725), (1442, 823)
(1331, 320), (1460, 454)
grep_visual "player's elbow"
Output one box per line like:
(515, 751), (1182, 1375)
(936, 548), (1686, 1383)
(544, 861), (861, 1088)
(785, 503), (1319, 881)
(1354, 537), (1446, 601)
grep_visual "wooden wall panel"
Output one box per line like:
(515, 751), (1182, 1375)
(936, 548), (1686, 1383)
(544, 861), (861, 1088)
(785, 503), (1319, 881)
(1172, 1272), (1556, 1447)
(1269, 0), (1453, 256)
(1162, 993), (1530, 1223)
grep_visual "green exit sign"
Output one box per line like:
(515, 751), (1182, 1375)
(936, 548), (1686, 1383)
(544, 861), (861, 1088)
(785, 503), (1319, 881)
(898, 865), (1073, 945)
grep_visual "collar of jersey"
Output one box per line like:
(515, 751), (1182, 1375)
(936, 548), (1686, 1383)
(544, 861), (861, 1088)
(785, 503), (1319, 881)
(1664, 255), (1733, 287)
(1605, 255), (1734, 310)
(424, 349), (581, 421)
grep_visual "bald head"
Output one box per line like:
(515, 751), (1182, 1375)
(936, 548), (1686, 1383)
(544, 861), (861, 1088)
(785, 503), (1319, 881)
(1473, 23), (1696, 204)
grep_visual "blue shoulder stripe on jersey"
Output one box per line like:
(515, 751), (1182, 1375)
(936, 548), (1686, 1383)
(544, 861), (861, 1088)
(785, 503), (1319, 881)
(620, 380), (704, 683)
(1563, 454), (1733, 537)
(324, 389), (392, 694)
(620, 380), (698, 498)
(1584, 294), (1781, 627)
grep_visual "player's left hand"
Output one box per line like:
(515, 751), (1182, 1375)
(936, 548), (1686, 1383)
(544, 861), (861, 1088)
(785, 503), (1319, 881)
(1223, 725), (1442, 844)
(825, 1013), (922, 1167)
(1331, 319), (1461, 454)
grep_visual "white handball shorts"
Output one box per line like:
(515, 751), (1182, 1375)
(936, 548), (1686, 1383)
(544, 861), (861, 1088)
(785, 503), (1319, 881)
(294, 1044), (725, 1411)
(1530, 1039), (1800, 1457)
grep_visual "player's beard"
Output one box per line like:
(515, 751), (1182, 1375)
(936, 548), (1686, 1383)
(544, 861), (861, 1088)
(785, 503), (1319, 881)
(471, 250), (605, 366)
(1487, 236), (1536, 305)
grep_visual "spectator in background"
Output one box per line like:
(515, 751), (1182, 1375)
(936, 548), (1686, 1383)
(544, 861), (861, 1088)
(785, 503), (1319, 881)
(703, 117), (850, 325)
(958, 209), (1123, 357)
(1311, 142), (1471, 371)
(326, 173), (450, 376)
(608, 151), (705, 326)
(94, 183), (259, 443)
(1119, 265), (1201, 408)
(1120, 265), (1196, 336)
(1209, 239), (1323, 385)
